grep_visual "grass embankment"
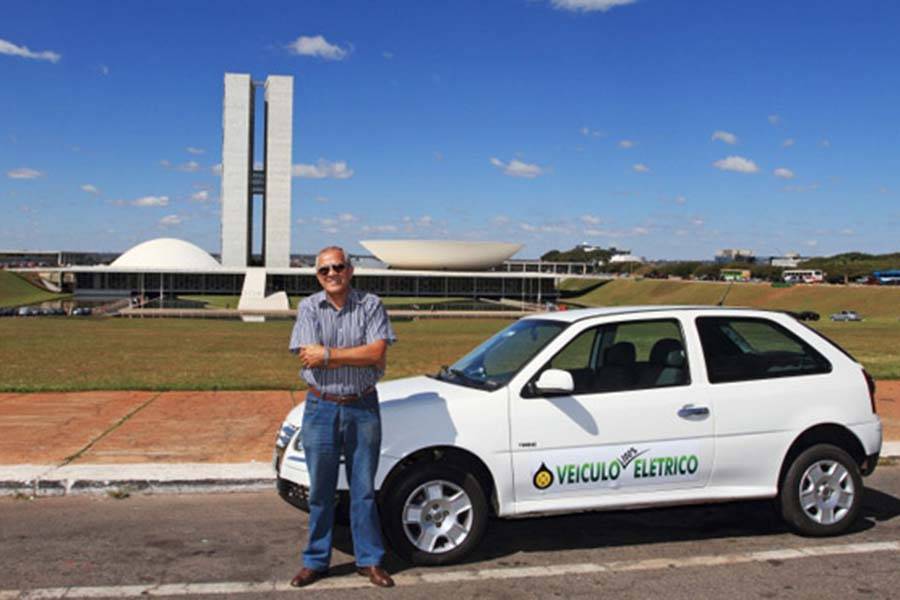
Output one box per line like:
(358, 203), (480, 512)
(178, 295), (472, 309)
(0, 270), (69, 308)
(0, 318), (507, 392)
(565, 278), (900, 319)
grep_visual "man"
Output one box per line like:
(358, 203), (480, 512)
(288, 246), (396, 589)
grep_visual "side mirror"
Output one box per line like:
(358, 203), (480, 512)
(533, 369), (575, 395)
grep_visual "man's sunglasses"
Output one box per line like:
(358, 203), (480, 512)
(316, 262), (347, 276)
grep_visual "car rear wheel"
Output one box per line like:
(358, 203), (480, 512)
(381, 462), (488, 565)
(779, 444), (863, 536)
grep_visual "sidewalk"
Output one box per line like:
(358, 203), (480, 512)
(1, 384), (898, 496)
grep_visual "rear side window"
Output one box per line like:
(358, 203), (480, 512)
(696, 317), (831, 384)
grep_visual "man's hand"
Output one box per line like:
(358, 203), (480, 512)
(299, 345), (327, 368)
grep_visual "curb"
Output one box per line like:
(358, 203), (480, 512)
(0, 462), (276, 497)
(2, 444), (898, 497)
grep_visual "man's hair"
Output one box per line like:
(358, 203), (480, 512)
(316, 245), (348, 267)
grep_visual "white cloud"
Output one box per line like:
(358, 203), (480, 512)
(7, 167), (43, 179)
(820, 138), (831, 148)
(186, 146), (205, 155)
(337, 212), (357, 222)
(292, 159), (354, 179)
(159, 214), (183, 226)
(713, 155), (759, 174)
(191, 190), (210, 202)
(99, 64), (109, 75)
(362, 224), (398, 233)
(550, 0), (636, 12)
(580, 126), (604, 138)
(768, 114), (781, 125)
(489, 157), (543, 178)
(711, 130), (738, 145)
(211, 163), (223, 176)
(782, 138), (795, 148)
(580, 214), (602, 225)
(632, 163), (650, 173)
(382, 51), (394, 59)
(492, 215), (511, 225)
(81, 184), (99, 194)
(0, 38), (61, 63)
(632, 226), (650, 235)
(315, 217), (338, 227)
(132, 195), (169, 207)
(773, 167), (795, 179)
(691, 217), (705, 226)
(618, 139), (636, 149)
(418, 215), (434, 226)
(314, 195), (330, 204)
(839, 228), (855, 236)
(161, 159), (201, 172)
(805, 239), (818, 248)
(674, 195), (687, 205)
(286, 35), (349, 61)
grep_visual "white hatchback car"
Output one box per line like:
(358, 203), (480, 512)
(275, 306), (883, 565)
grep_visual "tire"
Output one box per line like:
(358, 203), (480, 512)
(381, 462), (488, 565)
(779, 444), (863, 536)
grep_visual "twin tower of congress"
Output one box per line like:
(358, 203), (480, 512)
(220, 73), (293, 269)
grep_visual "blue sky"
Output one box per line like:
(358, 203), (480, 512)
(2, 0), (899, 260)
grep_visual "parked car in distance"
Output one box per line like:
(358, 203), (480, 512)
(71, 307), (93, 316)
(830, 310), (862, 322)
(274, 306), (882, 565)
(786, 310), (820, 322)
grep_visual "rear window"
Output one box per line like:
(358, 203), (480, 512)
(696, 317), (831, 384)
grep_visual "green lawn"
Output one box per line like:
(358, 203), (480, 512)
(566, 278), (900, 319)
(0, 315), (897, 391)
(0, 318), (508, 392)
(0, 271), (69, 308)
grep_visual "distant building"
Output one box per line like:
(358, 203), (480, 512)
(609, 253), (644, 264)
(715, 248), (755, 264)
(770, 253), (805, 268)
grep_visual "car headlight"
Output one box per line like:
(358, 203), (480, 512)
(276, 423), (298, 449)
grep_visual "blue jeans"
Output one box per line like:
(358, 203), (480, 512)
(301, 389), (385, 570)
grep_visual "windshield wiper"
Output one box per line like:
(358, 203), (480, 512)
(438, 365), (488, 388)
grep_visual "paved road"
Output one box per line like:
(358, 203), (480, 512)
(3, 466), (900, 599)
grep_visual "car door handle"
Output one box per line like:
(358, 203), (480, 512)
(678, 404), (710, 418)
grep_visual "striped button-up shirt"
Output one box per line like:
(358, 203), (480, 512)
(288, 288), (396, 395)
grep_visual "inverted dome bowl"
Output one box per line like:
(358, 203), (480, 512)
(360, 240), (522, 271)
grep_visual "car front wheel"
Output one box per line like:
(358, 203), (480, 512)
(779, 444), (863, 536)
(381, 462), (488, 565)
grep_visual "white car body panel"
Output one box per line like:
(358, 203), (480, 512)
(277, 306), (882, 521)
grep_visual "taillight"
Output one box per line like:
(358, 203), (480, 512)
(863, 369), (877, 414)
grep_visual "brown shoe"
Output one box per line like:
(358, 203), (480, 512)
(290, 567), (328, 588)
(357, 565), (395, 588)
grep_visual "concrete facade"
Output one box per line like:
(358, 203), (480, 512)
(220, 73), (253, 268)
(219, 73), (293, 268)
(263, 76), (293, 268)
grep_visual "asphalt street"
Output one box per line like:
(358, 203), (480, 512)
(2, 465), (900, 599)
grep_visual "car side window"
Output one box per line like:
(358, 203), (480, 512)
(541, 319), (689, 395)
(696, 317), (832, 384)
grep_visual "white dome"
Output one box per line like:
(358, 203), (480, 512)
(112, 238), (220, 269)
(360, 240), (522, 270)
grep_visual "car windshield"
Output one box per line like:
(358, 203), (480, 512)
(436, 319), (568, 390)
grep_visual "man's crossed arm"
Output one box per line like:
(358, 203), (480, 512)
(299, 339), (387, 370)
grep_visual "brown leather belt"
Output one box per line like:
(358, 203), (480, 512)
(307, 385), (376, 405)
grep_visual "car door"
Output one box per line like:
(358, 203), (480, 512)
(509, 315), (715, 509)
(693, 314), (836, 492)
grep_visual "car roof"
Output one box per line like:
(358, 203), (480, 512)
(523, 305), (787, 324)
